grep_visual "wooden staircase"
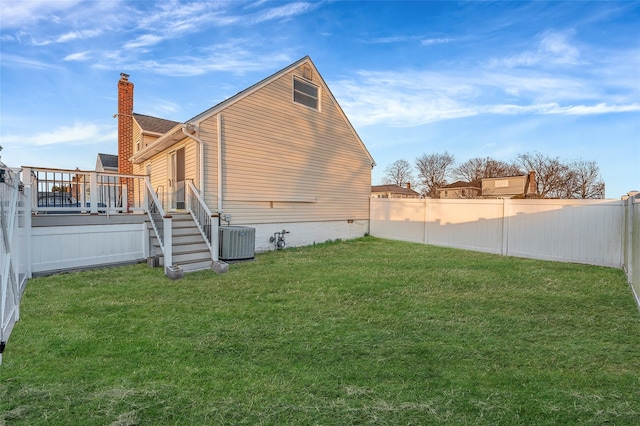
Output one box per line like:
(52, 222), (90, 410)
(151, 213), (213, 273)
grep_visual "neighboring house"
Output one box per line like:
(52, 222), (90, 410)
(117, 56), (375, 251)
(437, 172), (536, 199)
(371, 183), (420, 199)
(437, 180), (482, 199)
(95, 153), (118, 173)
(481, 171), (536, 198)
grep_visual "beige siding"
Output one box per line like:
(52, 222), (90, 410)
(133, 138), (197, 210)
(199, 65), (371, 224)
(142, 134), (157, 149)
(483, 176), (526, 197)
(133, 122), (142, 154)
(199, 117), (219, 211)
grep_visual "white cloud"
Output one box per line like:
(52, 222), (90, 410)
(124, 34), (165, 49)
(64, 51), (91, 62)
(0, 53), (61, 70)
(31, 29), (103, 46)
(546, 102), (640, 115)
(366, 36), (412, 44)
(0, 0), (82, 28)
(96, 37), (293, 76)
(421, 37), (454, 46)
(2, 122), (116, 147)
(331, 65), (640, 127)
(490, 31), (582, 68)
(251, 2), (318, 23)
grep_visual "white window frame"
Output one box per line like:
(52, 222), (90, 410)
(292, 75), (320, 111)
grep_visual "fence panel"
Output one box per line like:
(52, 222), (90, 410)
(30, 222), (147, 275)
(1, 166), (29, 364)
(369, 199), (425, 243)
(426, 199), (504, 254)
(507, 199), (623, 267)
(629, 196), (640, 306)
(370, 198), (625, 268)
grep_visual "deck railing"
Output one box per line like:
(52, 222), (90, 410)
(23, 166), (147, 214)
(186, 181), (219, 262)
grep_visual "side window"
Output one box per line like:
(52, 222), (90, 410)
(293, 76), (319, 110)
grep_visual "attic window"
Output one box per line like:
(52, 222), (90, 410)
(293, 76), (319, 110)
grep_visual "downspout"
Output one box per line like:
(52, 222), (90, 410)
(217, 114), (223, 213)
(181, 125), (204, 196)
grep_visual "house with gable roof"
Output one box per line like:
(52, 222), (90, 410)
(436, 180), (482, 199)
(95, 153), (118, 173)
(117, 56), (376, 253)
(371, 183), (420, 199)
(436, 171), (537, 199)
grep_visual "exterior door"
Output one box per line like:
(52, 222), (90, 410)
(170, 147), (186, 210)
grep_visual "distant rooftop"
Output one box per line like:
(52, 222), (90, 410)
(97, 153), (118, 169)
(371, 184), (420, 196)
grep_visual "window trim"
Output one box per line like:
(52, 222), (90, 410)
(292, 75), (320, 111)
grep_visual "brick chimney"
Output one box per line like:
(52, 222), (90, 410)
(527, 170), (536, 195)
(118, 73), (133, 175)
(406, 182), (411, 189)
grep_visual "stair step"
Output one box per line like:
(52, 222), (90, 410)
(148, 213), (216, 274)
(179, 259), (214, 272)
(173, 243), (209, 254)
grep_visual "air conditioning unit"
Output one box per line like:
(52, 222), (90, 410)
(219, 226), (255, 261)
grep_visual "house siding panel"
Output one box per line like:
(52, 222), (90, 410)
(483, 177), (526, 197)
(199, 65), (371, 225)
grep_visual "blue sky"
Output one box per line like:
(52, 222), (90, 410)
(1, 0), (639, 198)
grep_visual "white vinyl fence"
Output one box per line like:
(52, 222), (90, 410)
(623, 195), (640, 307)
(1, 166), (29, 364)
(371, 196), (640, 308)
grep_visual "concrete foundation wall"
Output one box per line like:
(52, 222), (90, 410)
(252, 220), (369, 252)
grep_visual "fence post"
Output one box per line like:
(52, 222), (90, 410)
(423, 198), (430, 245)
(501, 199), (510, 256)
(163, 215), (172, 269)
(212, 214), (219, 262)
(22, 168), (32, 279)
(122, 184), (128, 213)
(622, 197), (635, 282)
(89, 172), (98, 214)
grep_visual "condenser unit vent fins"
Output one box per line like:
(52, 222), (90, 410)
(219, 226), (255, 261)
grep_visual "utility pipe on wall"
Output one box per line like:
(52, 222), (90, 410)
(217, 114), (223, 213)
(181, 125), (204, 196)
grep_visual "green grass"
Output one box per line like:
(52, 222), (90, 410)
(1, 236), (639, 425)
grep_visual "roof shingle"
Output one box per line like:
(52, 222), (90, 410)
(133, 113), (180, 134)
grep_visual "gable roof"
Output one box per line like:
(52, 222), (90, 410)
(439, 180), (482, 190)
(133, 113), (180, 135)
(133, 56), (374, 166)
(97, 153), (118, 169)
(372, 184), (420, 196)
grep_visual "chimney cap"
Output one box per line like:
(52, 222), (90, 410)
(120, 72), (130, 80)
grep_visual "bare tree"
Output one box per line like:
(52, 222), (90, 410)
(566, 160), (605, 199)
(453, 157), (523, 182)
(415, 151), (455, 198)
(383, 159), (415, 187)
(516, 152), (572, 198)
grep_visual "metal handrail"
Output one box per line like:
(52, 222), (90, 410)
(186, 181), (218, 261)
(25, 166), (148, 214)
(145, 178), (167, 250)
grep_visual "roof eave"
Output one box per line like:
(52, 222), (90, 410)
(131, 124), (185, 164)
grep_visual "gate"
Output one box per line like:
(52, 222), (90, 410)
(1, 165), (30, 364)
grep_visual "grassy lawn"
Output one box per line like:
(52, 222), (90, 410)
(1, 236), (639, 425)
